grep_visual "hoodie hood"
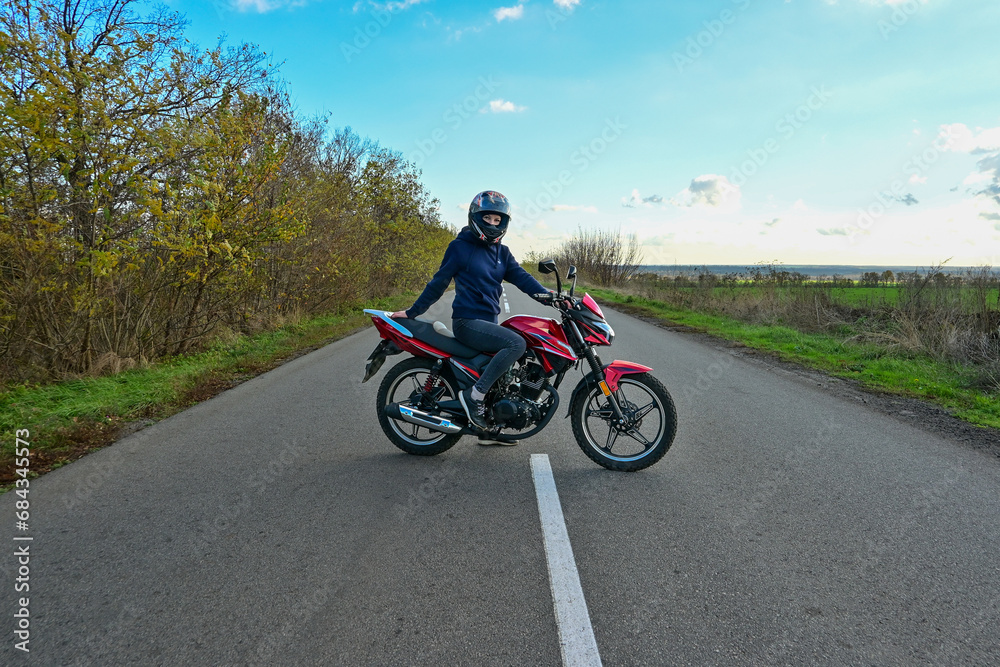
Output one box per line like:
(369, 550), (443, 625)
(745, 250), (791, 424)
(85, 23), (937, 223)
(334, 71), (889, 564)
(459, 224), (484, 245)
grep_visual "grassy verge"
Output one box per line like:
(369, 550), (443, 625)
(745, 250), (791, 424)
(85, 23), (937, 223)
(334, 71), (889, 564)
(0, 295), (413, 489)
(586, 287), (1000, 430)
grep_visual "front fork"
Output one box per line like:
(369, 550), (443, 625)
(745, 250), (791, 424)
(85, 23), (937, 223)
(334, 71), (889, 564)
(568, 321), (628, 425)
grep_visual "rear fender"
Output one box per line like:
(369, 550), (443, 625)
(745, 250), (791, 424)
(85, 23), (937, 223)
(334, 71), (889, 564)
(565, 360), (653, 417)
(362, 339), (402, 383)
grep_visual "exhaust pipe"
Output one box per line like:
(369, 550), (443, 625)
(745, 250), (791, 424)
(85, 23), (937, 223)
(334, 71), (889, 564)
(384, 403), (464, 435)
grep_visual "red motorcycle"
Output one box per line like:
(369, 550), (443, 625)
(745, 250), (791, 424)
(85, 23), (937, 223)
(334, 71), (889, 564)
(362, 260), (677, 471)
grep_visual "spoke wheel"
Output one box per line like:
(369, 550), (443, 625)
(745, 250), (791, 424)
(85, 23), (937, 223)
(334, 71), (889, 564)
(571, 373), (677, 471)
(377, 358), (461, 456)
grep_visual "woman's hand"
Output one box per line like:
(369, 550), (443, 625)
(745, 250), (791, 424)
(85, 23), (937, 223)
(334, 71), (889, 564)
(389, 311), (408, 319)
(535, 291), (573, 310)
(548, 291), (574, 310)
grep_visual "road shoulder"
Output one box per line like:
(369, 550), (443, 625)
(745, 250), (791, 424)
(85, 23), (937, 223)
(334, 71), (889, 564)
(610, 302), (1000, 459)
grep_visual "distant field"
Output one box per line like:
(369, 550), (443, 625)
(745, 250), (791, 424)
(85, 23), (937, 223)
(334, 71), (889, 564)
(825, 286), (999, 310)
(653, 283), (999, 313)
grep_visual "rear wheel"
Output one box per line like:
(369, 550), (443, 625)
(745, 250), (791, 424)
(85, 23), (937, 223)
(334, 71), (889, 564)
(377, 357), (462, 456)
(570, 372), (677, 471)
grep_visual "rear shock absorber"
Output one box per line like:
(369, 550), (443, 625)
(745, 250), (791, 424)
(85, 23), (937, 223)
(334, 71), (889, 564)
(422, 359), (444, 397)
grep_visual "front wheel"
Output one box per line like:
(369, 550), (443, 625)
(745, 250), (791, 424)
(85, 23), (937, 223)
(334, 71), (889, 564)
(571, 372), (677, 471)
(377, 357), (462, 456)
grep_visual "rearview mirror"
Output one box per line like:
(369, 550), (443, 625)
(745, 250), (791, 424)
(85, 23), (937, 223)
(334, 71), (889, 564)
(538, 259), (557, 275)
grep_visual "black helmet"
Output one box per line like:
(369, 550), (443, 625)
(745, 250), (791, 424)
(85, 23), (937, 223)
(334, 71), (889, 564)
(468, 190), (511, 244)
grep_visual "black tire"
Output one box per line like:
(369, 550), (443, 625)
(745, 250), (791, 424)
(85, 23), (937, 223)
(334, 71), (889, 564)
(376, 357), (462, 456)
(570, 372), (677, 471)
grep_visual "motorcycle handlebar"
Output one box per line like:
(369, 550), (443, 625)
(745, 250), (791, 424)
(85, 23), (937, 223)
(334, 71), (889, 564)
(535, 292), (576, 311)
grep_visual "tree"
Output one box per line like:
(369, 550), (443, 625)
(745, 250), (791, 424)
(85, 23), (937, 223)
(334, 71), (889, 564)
(0, 0), (279, 373)
(861, 272), (882, 287)
(554, 227), (643, 286)
(0, 1), (452, 385)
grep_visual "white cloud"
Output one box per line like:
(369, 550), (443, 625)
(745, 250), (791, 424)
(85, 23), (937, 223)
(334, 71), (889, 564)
(359, 0), (427, 12)
(447, 25), (484, 40)
(963, 171), (993, 186)
(909, 173), (927, 184)
(621, 189), (663, 208)
(235, 0), (302, 12)
(939, 122), (1000, 218)
(938, 123), (1000, 154)
(554, 0), (581, 8)
(509, 191), (1000, 267)
(481, 99), (527, 113)
(641, 234), (676, 247)
(494, 4), (524, 21)
(854, 0), (929, 5)
(671, 174), (742, 212)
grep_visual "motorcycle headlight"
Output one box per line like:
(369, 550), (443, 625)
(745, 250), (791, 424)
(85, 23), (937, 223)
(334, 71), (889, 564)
(594, 321), (614, 344)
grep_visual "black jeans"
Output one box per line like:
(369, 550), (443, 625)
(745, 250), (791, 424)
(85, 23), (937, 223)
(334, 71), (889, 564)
(452, 318), (526, 395)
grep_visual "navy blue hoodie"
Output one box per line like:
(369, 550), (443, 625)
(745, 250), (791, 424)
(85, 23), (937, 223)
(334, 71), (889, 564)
(405, 227), (549, 323)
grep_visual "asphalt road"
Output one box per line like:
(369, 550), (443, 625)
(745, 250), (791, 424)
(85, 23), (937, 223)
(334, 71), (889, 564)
(3, 286), (999, 666)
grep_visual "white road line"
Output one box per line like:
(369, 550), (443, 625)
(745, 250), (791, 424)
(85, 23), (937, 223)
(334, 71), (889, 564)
(503, 287), (510, 313)
(530, 454), (603, 667)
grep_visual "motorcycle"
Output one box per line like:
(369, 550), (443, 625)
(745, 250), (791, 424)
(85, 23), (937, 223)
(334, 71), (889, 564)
(361, 259), (677, 471)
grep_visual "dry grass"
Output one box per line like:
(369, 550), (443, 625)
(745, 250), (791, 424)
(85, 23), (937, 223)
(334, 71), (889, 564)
(617, 266), (1000, 393)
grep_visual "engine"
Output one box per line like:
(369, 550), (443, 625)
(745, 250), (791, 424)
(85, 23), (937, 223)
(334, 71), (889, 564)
(492, 394), (541, 430)
(516, 358), (549, 401)
(492, 359), (550, 430)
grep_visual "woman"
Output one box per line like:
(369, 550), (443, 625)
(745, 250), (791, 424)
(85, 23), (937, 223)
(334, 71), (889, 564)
(391, 191), (554, 444)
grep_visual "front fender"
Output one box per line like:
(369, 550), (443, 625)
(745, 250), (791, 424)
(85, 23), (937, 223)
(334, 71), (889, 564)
(565, 360), (653, 417)
(605, 360), (652, 392)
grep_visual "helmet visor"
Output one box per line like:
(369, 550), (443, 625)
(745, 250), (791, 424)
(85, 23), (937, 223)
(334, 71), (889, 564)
(471, 191), (511, 218)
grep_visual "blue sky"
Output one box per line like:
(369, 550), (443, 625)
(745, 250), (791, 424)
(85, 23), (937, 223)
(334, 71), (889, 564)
(164, 0), (1000, 266)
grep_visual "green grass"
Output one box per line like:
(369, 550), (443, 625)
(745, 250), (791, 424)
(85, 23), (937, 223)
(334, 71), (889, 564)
(638, 283), (999, 312)
(826, 285), (998, 310)
(0, 294), (414, 479)
(587, 287), (1000, 430)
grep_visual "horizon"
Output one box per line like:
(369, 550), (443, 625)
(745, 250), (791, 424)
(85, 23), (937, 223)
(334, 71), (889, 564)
(636, 262), (995, 278)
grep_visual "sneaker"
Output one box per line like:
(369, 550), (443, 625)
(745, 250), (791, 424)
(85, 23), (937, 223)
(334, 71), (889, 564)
(458, 387), (489, 431)
(477, 433), (518, 446)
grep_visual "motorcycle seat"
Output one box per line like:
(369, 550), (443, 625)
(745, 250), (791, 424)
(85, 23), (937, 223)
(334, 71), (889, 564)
(400, 318), (479, 358)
